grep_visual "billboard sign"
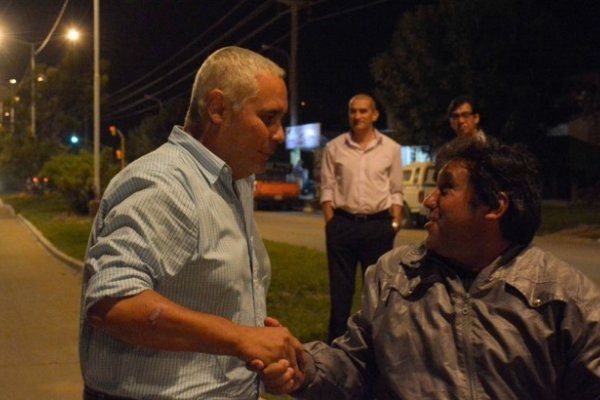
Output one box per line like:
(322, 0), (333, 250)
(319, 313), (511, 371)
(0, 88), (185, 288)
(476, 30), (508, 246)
(285, 123), (321, 150)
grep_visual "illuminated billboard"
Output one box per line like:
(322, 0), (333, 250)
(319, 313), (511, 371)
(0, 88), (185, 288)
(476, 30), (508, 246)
(285, 123), (321, 150)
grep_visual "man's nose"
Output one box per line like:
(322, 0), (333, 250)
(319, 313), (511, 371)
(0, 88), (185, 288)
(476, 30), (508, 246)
(272, 123), (285, 144)
(423, 189), (439, 209)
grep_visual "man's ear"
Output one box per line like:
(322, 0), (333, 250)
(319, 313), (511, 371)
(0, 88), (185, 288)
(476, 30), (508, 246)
(372, 109), (380, 122)
(206, 89), (225, 124)
(484, 192), (509, 221)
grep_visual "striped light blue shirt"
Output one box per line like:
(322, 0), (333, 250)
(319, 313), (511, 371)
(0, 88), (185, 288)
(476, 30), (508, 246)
(80, 126), (270, 399)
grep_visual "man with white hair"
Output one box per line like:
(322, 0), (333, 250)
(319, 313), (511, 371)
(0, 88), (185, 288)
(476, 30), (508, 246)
(80, 46), (303, 400)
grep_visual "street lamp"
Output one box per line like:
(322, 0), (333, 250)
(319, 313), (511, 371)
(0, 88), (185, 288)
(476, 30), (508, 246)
(8, 79), (18, 135)
(0, 28), (80, 138)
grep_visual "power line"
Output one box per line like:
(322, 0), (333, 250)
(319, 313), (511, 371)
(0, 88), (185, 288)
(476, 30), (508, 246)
(107, 0), (253, 100)
(106, 0), (395, 122)
(106, 2), (290, 120)
(106, 0), (277, 114)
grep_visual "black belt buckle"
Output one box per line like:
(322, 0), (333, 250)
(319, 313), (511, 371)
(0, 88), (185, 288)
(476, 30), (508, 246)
(355, 214), (369, 221)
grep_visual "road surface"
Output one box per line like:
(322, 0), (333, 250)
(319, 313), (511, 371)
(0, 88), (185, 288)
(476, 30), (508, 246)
(0, 203), (82, 399)
(255, 211), (600, 285)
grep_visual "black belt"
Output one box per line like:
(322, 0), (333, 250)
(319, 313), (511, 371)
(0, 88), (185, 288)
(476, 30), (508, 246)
(334, 209), (390, 221)
(84, 386), (136, 400)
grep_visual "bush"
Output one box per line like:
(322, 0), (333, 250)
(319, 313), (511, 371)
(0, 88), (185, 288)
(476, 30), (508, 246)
(38, 148), (120, 214)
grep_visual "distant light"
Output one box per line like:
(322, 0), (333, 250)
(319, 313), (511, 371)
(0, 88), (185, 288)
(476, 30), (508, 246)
(70, 135), (80, 144)
(66, 28), (80, 42)
(9, 79), (17, 85)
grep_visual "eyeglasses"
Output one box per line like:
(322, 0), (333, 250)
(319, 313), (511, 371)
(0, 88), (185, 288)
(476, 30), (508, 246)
(449, 111), (475, 121)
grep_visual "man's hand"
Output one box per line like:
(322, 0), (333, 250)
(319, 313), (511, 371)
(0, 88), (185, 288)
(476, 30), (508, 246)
(258, 358), (306, 395)
(245, 317), (306, 394)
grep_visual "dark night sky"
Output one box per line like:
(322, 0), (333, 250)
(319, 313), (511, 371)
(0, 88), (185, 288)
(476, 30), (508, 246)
(0, 0), (421, 131)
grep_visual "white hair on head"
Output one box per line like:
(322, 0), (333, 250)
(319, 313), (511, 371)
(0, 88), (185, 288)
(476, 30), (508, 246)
(184, 46), (285, 136)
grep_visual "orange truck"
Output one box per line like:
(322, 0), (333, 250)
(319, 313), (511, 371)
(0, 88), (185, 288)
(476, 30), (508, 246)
(253, 162), (301, 210)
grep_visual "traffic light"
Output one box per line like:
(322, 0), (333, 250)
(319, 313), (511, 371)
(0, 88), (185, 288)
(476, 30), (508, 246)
(109, 125), (118, 136)
(115, 149), (123, 160)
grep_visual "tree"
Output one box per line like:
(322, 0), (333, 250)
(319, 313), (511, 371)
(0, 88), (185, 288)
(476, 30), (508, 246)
(371, 0), (600, 151)
(38, 148), (120, 214)
(36, 48), (94, 144)
(126, 97), (187, 161)
(0, 134), (63, 191)
(0, 48), (111, 193)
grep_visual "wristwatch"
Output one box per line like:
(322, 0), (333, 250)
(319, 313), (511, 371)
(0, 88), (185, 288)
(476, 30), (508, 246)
(391, 221), (400, 230)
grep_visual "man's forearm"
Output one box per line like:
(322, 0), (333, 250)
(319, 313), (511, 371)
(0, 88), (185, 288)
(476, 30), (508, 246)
(391, 203), (402, 229)
(322, 201), (334, 223)
(87, 289), (303, 365)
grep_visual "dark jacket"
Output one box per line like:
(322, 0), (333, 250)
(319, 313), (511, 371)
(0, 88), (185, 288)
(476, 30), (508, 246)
(297, 244), (600, 399)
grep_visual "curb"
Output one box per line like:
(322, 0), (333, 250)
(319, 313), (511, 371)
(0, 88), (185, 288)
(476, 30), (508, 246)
(16, 213), (85, 272)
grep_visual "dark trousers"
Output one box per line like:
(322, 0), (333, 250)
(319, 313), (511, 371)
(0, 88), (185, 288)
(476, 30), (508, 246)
(84, 386), (136, 400)
(325, 210), (395, 343)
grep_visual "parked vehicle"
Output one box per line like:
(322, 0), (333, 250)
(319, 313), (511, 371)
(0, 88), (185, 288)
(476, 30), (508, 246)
(254, 162), (301, 210)
(402, 161), (436, 228)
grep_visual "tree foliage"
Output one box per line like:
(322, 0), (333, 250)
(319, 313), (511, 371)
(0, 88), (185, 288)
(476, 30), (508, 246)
(126, 97), (187, 161)
(36, 49), (94, 143)
(371, 0), (600, 150)
(0, 133), (63, 190)
(38, 148), (120, 214)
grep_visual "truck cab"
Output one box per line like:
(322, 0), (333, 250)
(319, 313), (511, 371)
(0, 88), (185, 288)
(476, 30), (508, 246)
(402, 161), (436, 228)
(253, 162), (301, 210)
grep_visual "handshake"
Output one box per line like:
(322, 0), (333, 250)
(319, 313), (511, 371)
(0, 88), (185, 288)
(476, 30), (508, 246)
(241, 317), (307, 395)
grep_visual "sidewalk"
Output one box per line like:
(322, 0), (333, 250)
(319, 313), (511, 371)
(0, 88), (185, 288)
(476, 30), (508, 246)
(0, 202), (83, 399)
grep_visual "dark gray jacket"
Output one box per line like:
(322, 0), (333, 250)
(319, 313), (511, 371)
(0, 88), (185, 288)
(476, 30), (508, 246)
(297, 244), (600, 399)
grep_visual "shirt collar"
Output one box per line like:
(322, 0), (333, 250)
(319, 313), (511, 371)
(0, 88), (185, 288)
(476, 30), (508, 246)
(169, 126), (231, 186)
(344, 129), (382, 150)
(169, 126), (254, 189)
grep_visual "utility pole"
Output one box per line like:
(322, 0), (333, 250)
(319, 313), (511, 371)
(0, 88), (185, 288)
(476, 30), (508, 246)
(30, 43), (36, 138)
(93, 0), (101, 201)
(278, 0), (309, 167)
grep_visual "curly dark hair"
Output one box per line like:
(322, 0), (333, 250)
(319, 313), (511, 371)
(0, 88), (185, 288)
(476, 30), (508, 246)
(435, 137), (542, 245)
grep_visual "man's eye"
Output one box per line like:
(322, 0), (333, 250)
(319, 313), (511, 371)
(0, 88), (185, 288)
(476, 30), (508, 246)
(261, 115), (277, 126)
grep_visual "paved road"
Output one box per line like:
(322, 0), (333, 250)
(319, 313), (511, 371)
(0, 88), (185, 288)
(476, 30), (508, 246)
(255, 211), (600, 285)
(0, 203), (83, 400)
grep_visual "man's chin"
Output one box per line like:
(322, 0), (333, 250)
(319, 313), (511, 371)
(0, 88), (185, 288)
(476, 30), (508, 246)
(423, 223), (438, 250)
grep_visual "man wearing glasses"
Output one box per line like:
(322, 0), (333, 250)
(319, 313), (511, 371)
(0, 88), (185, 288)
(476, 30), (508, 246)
(447, 95), (487, 141)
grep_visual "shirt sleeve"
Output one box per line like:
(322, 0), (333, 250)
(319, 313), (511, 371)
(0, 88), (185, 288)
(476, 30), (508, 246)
(294, 261), (382, 399)
(320, 143), (336, 205)
(82, 167), (197, 315)
(389, 143), (404, 206)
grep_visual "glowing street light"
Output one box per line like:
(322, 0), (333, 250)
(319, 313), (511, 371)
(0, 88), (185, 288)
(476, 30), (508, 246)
(66, 28), (80, 42)
(0, 28), (80, 138)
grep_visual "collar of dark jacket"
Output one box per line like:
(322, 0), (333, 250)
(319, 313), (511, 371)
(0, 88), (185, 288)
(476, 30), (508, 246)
(392, 243), (563, 308)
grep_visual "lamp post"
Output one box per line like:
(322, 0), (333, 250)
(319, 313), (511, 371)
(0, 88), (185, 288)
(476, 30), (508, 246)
(93, 0), (101, 200)
(0, 29), (79, 138)
(8, 79), (17, 135)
